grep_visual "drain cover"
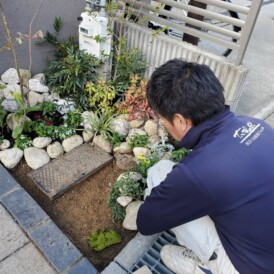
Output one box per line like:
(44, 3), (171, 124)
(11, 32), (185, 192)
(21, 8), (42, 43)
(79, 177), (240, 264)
(129, 231), (211, 274)
(28, 143), (113, 200)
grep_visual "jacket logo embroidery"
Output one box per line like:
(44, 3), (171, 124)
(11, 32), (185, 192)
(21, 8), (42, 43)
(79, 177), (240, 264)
(233, 122), (260, 144)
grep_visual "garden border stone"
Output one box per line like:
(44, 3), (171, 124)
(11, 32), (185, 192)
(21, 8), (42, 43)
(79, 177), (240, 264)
(0, 164), (97, 274)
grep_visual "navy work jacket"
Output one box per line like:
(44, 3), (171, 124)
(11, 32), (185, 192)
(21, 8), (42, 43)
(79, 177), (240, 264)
(137, 107), (274, 273)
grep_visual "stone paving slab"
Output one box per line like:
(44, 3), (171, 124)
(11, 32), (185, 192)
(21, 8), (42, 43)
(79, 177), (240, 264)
(0, 242), (57, 274)
(0, 165), (20, 198)
(1, 187), (49, 232)
(0, 204), (29, 261)
(28, 143), (113, 200)
(66, 258), (97, 274)
(29, 219), (82, 273)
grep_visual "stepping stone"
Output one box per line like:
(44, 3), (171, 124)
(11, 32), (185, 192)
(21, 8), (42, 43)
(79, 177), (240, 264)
(28, 143), (112, 200)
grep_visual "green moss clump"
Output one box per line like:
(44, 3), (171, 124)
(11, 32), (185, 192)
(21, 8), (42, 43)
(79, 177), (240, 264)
(87, 229), (122, 252)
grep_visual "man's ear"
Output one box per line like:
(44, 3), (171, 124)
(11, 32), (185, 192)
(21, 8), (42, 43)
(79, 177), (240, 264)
(173, 113), (193, 132)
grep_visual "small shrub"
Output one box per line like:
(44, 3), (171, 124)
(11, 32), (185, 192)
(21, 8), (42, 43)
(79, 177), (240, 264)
(112, 44), (147, 95)
(0, 99), (7, 133)
(117, 76), (154, 121)
(86, 78), (117, 114)
(44, 46), (99, 109)
(87, 229), (121, 252)
(128, 134), (148, 149)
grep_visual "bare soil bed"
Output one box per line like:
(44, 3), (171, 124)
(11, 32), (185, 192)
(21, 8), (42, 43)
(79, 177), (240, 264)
(10, 159), (136, 272)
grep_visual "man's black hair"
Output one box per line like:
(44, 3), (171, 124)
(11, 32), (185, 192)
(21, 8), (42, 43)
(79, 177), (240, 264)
(146, 59), (226, 126)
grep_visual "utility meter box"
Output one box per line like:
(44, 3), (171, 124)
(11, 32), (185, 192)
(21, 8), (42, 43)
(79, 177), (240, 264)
(79, 11), (111, 60)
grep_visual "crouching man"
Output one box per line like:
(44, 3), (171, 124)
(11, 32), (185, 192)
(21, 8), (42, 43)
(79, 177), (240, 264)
(137, 59), (274, 273)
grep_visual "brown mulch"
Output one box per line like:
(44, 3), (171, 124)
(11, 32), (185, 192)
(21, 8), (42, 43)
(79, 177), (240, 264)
(10, 159), (136, 272)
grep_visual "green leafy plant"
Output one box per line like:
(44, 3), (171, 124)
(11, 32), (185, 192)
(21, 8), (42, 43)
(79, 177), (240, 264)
(84, 110), (114, 140)
(109, 132), (124, 148)
(172, 148), (191, 162)
(14, 134), (32, 150)
(0, 99), (7, 133)
(0, 136), (4, 145)
(133, 155), (159, 178)
(117, 76), (154, 121)
(44, 46), (99, 109)
(112, 43), (147, 95)
(108, 173), (145, 220)
(65, 110), (81, 129)
(38, 17), (78, 58)
(87, 229), (121, 252)
(9, 93), (42, 138)
(86, 78), (117, 114)
(41, 101), (58, 119)
(128, 134), (149, 149)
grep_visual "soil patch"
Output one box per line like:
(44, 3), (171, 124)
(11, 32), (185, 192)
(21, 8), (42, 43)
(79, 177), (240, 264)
(10, 159), (136, 272)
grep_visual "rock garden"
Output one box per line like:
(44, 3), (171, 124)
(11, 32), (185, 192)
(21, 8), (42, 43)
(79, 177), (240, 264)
(0, 14), (190, 272)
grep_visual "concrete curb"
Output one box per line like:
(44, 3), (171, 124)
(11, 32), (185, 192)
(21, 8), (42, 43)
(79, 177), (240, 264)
(0, 164), (97, 274)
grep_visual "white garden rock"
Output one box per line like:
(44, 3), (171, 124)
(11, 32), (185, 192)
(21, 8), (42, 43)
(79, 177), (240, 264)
(1, 68), (31, 85)
(117, 196), (133, 207)
(29, 78), (49, 93)
(6, 113), (31, 131)
(28, 90), (45, 106)
(144, 120), (158, 136)
(111, 118), (130, 136)
(133, 147), (151, 158)
(0, 139), (10, 150)
(148, 134), (161, 144)
(1, 99), (19, 112)
(126, 129), (147, 142)
(122, 201), (143, 230)
(81, 111), (96, 129)
(82, 130), (94, 142)
(114, 153), (135, 170)
(3, 84), (26, 100)
(0, 148), (23, 169)
(62, 135), (83, 152)
(24, 147), (50, 169)
(116, 114), (129, 121)
(113, 142), (132, 154)
(93, 135), (112, 153)
(129, 119), (145, 129)
(33, 137), (52, 149)
(55, 99), (75, 115)
(46, 141), (64, 158)
(32, 73), (46, 85)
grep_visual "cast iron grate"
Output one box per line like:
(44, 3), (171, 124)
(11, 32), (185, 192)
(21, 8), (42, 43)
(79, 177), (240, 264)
(128, 231), (211, 274)
(28, 143), (113, 200)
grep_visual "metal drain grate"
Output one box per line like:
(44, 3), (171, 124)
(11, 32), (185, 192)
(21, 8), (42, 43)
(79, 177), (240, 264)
(128, 231), (211, 274)
(128, 231), (177, 274)
(28, 143), (113, 200)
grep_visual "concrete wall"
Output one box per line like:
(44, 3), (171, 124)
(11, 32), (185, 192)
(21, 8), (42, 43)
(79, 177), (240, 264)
(0, 0), (85, 75)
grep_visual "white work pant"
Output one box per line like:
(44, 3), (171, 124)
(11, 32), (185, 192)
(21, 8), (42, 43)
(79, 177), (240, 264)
(146, 160), (239, 274)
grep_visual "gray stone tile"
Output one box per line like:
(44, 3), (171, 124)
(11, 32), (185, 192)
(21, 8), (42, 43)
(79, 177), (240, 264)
(30, 219), (82, 273)
(28, 143), (113, 200)
(1, 188), (49, 232)
(101, 262), (127, 274)
(114, 233), (159, 271)
(66, 258), (97, 274)
(0, 164), (19, 198)
(0, 204), (29, 261)
(0, 242), (57, 274)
